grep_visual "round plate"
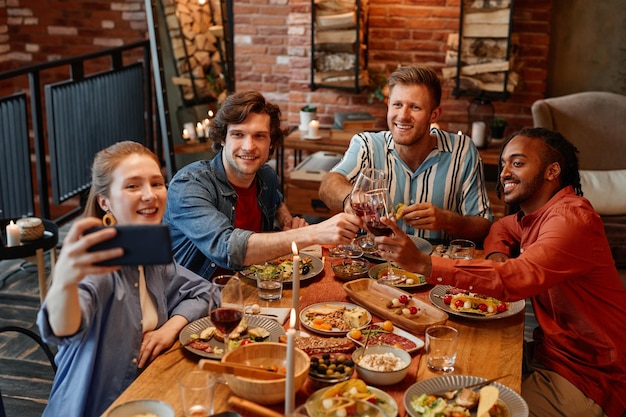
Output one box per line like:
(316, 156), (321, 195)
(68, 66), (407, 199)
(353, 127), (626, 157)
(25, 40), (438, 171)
(368, 264), (428, 289)
(308, 385), (398, 417)
(364, 235), (433, 262)
(403, 374), (529, 417)
(300, 302), (372, 336)
(240, 254), (324, 286)
(179, 315), (285, 359)
(429, 285), (526, 320)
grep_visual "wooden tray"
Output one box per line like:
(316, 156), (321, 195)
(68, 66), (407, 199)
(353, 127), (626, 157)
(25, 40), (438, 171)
(343, 278), (448, 334)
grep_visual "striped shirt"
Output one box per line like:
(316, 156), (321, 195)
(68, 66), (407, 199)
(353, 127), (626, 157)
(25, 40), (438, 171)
(331, 128), (493, 242)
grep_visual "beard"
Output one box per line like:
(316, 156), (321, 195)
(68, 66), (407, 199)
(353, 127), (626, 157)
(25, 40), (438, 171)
(502, 174), (545, 207)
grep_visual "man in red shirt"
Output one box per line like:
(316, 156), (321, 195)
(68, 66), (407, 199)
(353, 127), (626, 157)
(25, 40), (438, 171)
(379, 127), (626, 417)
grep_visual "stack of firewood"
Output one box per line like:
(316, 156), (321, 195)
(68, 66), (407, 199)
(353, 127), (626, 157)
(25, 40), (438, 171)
(163, 0), (225, 102)
(442, 0), (520, 94)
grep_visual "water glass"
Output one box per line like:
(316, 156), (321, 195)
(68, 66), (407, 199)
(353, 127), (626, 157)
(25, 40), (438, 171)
(255, 271), (283, 301)
(179, 370), (215, 417)
(448, 239), (475, 259)
(425, 325), (459, 373)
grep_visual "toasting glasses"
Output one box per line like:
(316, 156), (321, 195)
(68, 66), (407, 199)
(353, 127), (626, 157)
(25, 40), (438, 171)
(363, 188), (406, 285)
(349, 168), (387, 252)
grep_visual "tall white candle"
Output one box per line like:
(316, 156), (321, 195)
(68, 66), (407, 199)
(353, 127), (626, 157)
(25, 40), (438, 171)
(196, 122), (205, 139)
(6, 220), (20, 247)
(291, 242), (300, 330)
(471, 121), (486, 148)
(184, 122), (197, 140)
(307, 119), (320, 138)
(284, 309), (297, 415)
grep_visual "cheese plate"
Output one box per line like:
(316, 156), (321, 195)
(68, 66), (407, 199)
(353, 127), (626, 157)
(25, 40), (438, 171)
(300, 302), (372, 336)
(343, 278), (448, 334)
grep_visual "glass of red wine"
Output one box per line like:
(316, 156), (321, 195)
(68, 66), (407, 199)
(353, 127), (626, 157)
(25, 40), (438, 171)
(349, 168), (386, 252)
(363, 189), (406, 285)
(209, 275), (244, 352)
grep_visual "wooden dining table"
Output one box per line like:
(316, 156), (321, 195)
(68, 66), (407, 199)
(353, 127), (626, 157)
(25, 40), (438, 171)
(102, 248), (524, 416)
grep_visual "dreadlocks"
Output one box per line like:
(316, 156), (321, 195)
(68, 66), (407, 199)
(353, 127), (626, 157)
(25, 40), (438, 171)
(496, 127), (582, 200)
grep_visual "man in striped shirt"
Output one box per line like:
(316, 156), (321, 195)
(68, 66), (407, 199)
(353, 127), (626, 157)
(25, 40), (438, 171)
(319, 65), (493, 244)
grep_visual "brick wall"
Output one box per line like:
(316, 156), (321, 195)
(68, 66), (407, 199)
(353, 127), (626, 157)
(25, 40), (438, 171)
(1, 0), (551, 133)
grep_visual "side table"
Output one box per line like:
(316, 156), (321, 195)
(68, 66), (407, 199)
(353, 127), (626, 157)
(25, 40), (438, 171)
(1, 219), (59, 303)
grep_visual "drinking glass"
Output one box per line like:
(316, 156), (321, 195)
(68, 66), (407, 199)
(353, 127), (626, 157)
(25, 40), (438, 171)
(209, 275), (244, 352)
(349, 168), (387, 251)
(363, 188), (406, 285)
(448, 239), (476, 260)
(179, 370), (215, 417)
(425, 325), (459, 372)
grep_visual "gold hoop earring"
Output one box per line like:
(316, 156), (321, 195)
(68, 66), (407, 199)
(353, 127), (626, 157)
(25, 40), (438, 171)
(102, 212), (116, 226)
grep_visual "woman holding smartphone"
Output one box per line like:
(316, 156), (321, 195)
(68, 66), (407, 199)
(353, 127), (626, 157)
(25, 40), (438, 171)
(37, 141), (219, 417)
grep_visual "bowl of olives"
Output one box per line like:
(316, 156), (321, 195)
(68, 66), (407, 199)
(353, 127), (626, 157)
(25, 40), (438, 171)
(308, 353), (355, 389)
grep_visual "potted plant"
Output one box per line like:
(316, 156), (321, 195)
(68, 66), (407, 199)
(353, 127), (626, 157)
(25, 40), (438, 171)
(299, 105), (317, 131)
(491, 118), (508, 140)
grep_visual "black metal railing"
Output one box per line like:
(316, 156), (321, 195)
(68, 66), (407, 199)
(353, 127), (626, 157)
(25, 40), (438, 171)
(0, 41), (155, 225)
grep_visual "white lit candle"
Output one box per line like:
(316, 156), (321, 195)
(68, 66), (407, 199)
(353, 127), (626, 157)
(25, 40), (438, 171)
(208, 109), (214, 119)
(6, 220), (20, 247)
(182, 128), (191, 142)
(196, 122), (205, 139)
(307, 119), (320, 138)
(291, 242), (300, 330)
(184, 122), (197, 140)
(284, 309), (297, 415)
(202, 118), (211, 138)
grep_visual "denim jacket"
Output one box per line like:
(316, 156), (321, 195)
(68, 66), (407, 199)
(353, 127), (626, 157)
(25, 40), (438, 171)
(163, 153), (282, 279)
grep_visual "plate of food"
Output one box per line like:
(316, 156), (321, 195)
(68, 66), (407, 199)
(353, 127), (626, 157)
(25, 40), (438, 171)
(429, 285), (525, 320)
(300, 302), (372, 336)
(308, 379), (399, 417)
(363, 235), (433, 262)
(240, 254), (323, 286)
(179, 314), (285, 359)
(347, 323), (425, 354)
(403, 374), (528, 417)
(368, 264), (428, 289)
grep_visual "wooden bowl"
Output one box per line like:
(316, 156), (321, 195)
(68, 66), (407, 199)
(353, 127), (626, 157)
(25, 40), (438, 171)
(221, 342), (310, 405)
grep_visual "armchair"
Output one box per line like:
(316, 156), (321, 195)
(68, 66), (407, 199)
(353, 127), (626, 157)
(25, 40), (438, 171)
(531, 91), (626, 267)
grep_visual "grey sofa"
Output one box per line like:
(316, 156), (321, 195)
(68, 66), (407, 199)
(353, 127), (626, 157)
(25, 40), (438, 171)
(531, 91), (626, 267)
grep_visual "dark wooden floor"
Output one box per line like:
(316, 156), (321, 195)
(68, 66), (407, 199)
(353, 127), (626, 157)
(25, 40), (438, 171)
(0, 256), (56, 417)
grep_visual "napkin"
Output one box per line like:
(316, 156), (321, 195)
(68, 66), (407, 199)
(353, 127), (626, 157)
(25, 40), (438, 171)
(246, 307), (291, 324)
(300, 244), (323, 258)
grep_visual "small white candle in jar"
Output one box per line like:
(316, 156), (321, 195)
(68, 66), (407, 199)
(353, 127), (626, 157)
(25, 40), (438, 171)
(6, 220), (20, 247)
(182, 128), (191, 142)
(307, 119), (320, 138)
(184, 122), (197, 140)
(202, 118), (211, 138)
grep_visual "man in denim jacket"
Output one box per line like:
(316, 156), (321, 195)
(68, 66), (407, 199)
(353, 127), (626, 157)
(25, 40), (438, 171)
(164, 90), (361, 279)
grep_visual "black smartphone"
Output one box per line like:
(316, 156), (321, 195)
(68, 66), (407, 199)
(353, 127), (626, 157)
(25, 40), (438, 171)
(86, 224), (173, 266)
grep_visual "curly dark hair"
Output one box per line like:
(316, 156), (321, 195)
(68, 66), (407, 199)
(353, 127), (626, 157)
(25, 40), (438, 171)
(208, 90), (288, 157)
(496, 127), (582, 200)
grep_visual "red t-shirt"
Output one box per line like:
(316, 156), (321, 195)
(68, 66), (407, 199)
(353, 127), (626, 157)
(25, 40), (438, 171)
(231, 181), (262, 233)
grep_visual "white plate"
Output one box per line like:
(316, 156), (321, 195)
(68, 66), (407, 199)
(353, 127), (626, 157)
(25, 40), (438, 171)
(179, 315), (285, 359)
(303, 135), (322, 140)
(308, 385), (398, 417)
(368, 264), (428, 289)
(403, 374), (528, 417)
(364, 235), (433, 262)
(429, 285), (525, 320)
(240, 254), (324, 286)
(300, 302), (372, 336)
(347, 323), (425, 354)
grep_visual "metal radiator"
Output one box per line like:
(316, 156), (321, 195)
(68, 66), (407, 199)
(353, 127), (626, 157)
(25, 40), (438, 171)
(45, 63), (146, 204)
(0, 93), (35, 219)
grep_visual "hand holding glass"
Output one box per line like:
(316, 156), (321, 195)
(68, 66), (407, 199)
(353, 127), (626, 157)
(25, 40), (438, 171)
(363, 189), (406, 285)
(349, 168), (386, 251)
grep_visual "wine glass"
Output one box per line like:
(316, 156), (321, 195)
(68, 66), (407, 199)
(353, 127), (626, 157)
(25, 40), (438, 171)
(209, 275), (244, 353)
(349, 168), (387, 252)
(363, 189), (406, 285)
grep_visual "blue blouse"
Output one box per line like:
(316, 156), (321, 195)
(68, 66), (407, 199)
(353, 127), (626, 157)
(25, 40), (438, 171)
(37, 263), (219, 417)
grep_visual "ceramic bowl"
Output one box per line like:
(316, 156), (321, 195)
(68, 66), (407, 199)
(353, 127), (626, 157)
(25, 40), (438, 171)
(221, 342), (310, 405)
(331, 258), (370, 281)
(307, 352), (355, 390)
(352, 345), (411, 386)
(107, 399), (175, 417)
